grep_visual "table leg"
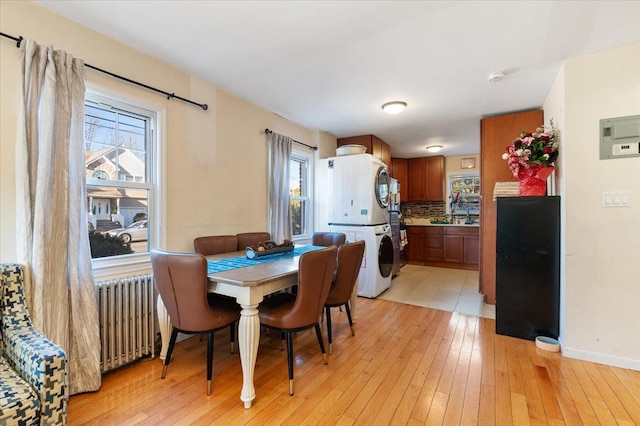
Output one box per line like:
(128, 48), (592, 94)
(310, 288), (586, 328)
(156, 296), (172, 360)
(238, 303), (260, 409)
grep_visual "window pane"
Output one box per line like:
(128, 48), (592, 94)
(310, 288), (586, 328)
(289, 158), (304, 197)
(290, 200), (305, 236)
(85, 105), (147, 183)
(87, 185), (149, 258)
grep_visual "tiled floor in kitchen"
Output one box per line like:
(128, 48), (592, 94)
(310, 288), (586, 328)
(379, 264), (496, 319)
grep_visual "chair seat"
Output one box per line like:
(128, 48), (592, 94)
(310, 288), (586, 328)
(259, 293), (297, 329)
(0, 358), (40, 425)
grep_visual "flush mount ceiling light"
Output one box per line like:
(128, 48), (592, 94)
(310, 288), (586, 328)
(488, 72), (505, 83)
(381, 101), (407, 114)
(426, 145), (443, 153)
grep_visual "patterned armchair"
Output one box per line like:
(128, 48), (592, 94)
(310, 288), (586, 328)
(0, 264), (67, 425)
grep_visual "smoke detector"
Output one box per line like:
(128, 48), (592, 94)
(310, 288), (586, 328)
(488, 72), (504, 83)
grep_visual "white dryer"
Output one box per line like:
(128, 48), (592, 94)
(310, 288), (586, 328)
(330, 223), (393, 298)
(327, 154), (390, 226)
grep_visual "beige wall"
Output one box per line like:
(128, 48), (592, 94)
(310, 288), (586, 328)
(0, 1), (336, 261)
(544, 43), (640, 369)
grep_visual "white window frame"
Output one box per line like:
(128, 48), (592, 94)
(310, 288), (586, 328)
(290, 147), (314, 242)
(85, 90), (166, 280)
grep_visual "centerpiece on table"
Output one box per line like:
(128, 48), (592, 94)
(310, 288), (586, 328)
(502, 123), (559, 196)
(245, 239), (294, 259)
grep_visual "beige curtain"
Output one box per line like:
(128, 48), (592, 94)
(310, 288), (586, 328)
(267, 131), (293, 243)
(16, 40), (101, 394)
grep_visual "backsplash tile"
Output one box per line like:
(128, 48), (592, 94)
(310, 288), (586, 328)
(401, 201), (446, 218)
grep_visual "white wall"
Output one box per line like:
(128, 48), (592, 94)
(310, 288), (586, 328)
(0, 1), (336, 261)
(544, 43), (640, 370)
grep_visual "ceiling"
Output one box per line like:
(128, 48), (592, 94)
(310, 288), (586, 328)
(33, 1), (640, 158)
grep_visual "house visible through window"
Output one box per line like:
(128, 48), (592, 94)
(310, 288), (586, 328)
(85, 94), (156, 258)
(290, 151), (312, 239)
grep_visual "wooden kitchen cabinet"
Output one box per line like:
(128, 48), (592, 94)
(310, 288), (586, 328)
(337, 134), (391, 166)
(480, 109), (543, 304)
(390, 158), (408, 194)
(407, 225), (478, 269)
(464, 236), (479, 265)
(443, 235), (464, 263)
(407, 156), (444, 201)
(443, 226), (478, 265)
(424, 227), (443, 262)
(406, 226), (424, 261)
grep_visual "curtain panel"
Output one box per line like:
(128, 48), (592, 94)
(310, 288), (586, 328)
(16, 40), (101, 394)
(267, 132), (293, 243)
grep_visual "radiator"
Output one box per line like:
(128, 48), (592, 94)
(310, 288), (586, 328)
(97, 274), (156, 372)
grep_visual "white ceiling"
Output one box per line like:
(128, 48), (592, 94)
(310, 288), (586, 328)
(34, 1), (640, 158)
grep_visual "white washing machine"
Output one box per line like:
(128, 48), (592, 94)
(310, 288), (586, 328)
(327, 154), (390, 226)
(330, 223), (394, 298)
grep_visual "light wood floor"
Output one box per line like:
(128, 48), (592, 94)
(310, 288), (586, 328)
(70, 298), (640, 425)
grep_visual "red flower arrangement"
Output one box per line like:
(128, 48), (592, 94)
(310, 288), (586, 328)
(502, 124), (559, 179)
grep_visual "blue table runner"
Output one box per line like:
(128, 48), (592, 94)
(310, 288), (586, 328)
(207, 245), (326, 274)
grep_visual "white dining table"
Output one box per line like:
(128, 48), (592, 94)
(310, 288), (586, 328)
(155, 248), (357, 409)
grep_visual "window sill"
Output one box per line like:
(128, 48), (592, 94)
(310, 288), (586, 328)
(91, 252), (152, 281)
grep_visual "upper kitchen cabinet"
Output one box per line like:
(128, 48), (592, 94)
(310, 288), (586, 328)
(337, 134), (391, 166)
(480, 109), (543, 305)
(407, 156), (444, 201)
(390, 158), (408, 195)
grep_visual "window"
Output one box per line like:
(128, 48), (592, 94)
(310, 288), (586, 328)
(289, 150), (313, 239)
(85, 94), (157, 260)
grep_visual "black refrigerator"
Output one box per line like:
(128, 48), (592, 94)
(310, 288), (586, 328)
(496, 196), (560, 341)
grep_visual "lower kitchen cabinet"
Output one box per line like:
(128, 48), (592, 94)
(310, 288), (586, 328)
(406, 225), (479, 270)
(406, 226), (424, 261)
(443, 235), (464, 263)
(424, 227), (443, 262)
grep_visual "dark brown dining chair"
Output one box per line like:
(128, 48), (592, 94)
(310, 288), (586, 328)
(258, 246), (338, 395)
(324, 240), (365, 355)
(236, 232), (271, 250)
(151, 250), (240, 395)
(312, 232), (346, 247)
(194, 235), (238, 255)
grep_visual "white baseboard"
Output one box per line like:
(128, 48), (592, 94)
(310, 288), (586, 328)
(562, 346), (640, 371)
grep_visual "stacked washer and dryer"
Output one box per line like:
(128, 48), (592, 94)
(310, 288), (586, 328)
(325, 153), (394, 298)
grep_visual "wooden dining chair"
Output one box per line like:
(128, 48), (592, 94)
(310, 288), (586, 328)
(151, 250), (240, 395)
(258, 246), (337, 395)
(311, 232), (346, 247)
(236, 232), (271, 250)
(194, 235), (238, 255)
(324, 240), (365, 355)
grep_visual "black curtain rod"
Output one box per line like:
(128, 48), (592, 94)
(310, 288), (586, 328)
(1, 31), (208, 111)
(265, 129), (318, 151)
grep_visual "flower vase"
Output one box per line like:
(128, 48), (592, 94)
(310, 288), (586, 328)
(518, 165), (554, 196)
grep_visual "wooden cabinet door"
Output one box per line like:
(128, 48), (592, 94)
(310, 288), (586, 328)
(337, 135), (373, 153)
(480, 110), (543, 304)
(406, 227), (424, 261)
(426, 156), (444, 201)
(424, 227), (443, 262)
(372, 136), (383, 160)
(390, 158), (408, 198)
(464, 236), (479, 265)
(381, 142), (391, 167)
(443, 235), (464, 263)
(408, 158), (426, 201)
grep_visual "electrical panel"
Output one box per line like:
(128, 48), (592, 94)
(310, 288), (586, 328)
(600, 115), (640, 160)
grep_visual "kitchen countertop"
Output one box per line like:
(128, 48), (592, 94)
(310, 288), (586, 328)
(403, 218), (480, 227)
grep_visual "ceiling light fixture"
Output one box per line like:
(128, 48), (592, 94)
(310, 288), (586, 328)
(382, 101), (407, 114)
(426, 145), (443, 153)
(488, 72), (504, 83)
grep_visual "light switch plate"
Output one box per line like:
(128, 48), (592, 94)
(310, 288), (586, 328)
(602, 191), (632, 207)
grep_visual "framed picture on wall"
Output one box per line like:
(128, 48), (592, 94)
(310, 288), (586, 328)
(461, 157), (476, 169)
